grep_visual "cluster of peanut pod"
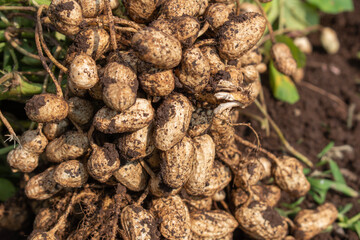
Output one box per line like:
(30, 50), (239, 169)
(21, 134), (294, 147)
(3, 0), (338, 239)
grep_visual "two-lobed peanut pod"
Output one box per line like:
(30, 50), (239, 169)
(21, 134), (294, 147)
(7, 147), (39, 173)
(33, 208), (58, 231)
(121, 205), (160, 240)
(271, 43), (297, 76)
(45, 131), (89, 163)
(159, 0), (208, 19)
(124, 0), (159, 23)
(151, 195), (191, 239)
(20, 130), (48, 154)
(190, 210), (238, 239)
(25, 94), (69, 123)
(232, 184), (281, 208)
(205, 3), (234, 32)
(188, 107), (213, 138)
(234, 158), (265, 189)
(94, 98), (155, 134)
(154, 93), (193, 151)
(185, 134), (215, 196)
(200, 46), (225, 75)
(78, 0), (104, 18)
(53, 160), (88, 188)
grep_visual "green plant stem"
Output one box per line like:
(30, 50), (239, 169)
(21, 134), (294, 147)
(0, 6), (37, 11)
(258, 84), (270, 136)
(9, 48), (19, 71)
(0, 145), (16, 155)
(254, 99), (313, 167)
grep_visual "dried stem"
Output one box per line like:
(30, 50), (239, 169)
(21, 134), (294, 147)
(0, 6), (36, 11)
(139, 159), (156, 179)
(114, 26), (138, 33)
(0, 109), (20, 146)
(136, 186), (149, 205)
(253, 0), (275, 44)
(197, 21), (210, 38)
(4, 29), (42, 61)
(231, 122), (260, 150)
(111, 184), (126, 240)
(42, 45), (62, 93)
(35, 5), (63, 98)
(69, 118), (83, 133)
(193, 38), (217, 48)
(258, 85), (270, 136)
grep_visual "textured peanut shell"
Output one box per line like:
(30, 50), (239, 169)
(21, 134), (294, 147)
(53, 160), (88, 188)
(48, 0), (83, 26)
(118, 124), (154, 161)
(150, 18), (175, 36)
(88, 80), (103, 100)
(43, 119), (69, 141)
(67, 97), (94, 125)
(210, 109), (234, 151)
(293, 203), (338, 240)
(93, 98), (155, 134)
(102, 62), (138, 112)
(20, 130), (48, 154)
(234, 158), (264, 188)
(68, 79), (87, 97)
(191, 232), (233, 240)
(237, 47), (262, 67)
(25, 167), (63, 200)
(273, 156), (310, 197)
(188, 107), (213, 138)
(190, 210), (238, 238)
(45, 131), (89, 163)
(186, 196), (212, 211)
(173, 16), (200, 47)
(242, 65), (259, 83)
(78, 0), (104, 17)
(149, 174), (181, 198)
(239, 2), (261, 14)
(160, 136), (195, 188)
(185, 134), (215, 196)
(213, 66), (244, 92)
(121, 205), (160, 240)
(73, 28), (109, 60)
(205, 3), (234, 32)
(87, 143), (120, 183)
(33, 208), (58, 231)
(124, 0), (159, 23)
(200, 46), (225, 75)
(154, 93), (193, 151)
(113, 160), (148, 191)
(139, 68), (175, 97)
(235, 201), (288, 240)
(178, 47), (211, 93)
(28, 232), (57, 240)
(69, 53), (99, 89)
(218, 12), (266, 60)
(131, 27), (182, 69)
(271, 43), (297, 76)
(159, 0), (208, 18)
(259, 157), (272, 180)
(152, 195), (191, 239)
(202, 161), (232, 197)
(7, 148), (39, 173)
(25, 94), (69, 123)
(232, 184), (281, 208)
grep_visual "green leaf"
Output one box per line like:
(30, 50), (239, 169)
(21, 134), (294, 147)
(354, 221), (360, 238)
(306, 0), (354, 14)
(29, 0), (51, 6)
(317, 141), (335, 158)
(280, 0), (320, 30)
(269, 61), (300, 104)
(275, 35), (307, 68)
(0, 178), (16, 201)
(281, 197), (305, 209)
(329, 159), (346, 184)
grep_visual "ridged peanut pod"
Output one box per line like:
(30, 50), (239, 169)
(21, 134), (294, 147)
(102, 62), (138, 112)
(87, 143), (120, 183)
(273, 156), (310, 197)
(188, 107), (213, 138)
(293, 203), (338, 240)
(124, 0), (159, 23)
(160, 136), (195, 188)
(7, 148), (39, 173)
(235, 201), (288, 240)
(218, 12), (266, 60)
(113, 160), (148, 191)
(191, 232), (233, 240)
(151, 195), (191, 239)
(185, 134), (215, 196)
(45, 131), (90, 163)
(33, 208), (58, 231)
(121, 205), (160, 240)
(118, 124), (155, 161)
(28, 232), (57, 240)
(69, 53), (99, 89)
(205, 3), (234, 32)
(237, 47), (262, 67)
(190, 210), (238, 239)
(232, 184), (281, 208)
(93, 98), (155, 134)
(67, 97), (94, 125)
(178, 47), (211, 93)
(43, 119), (69, 141)
(210, 108), (234, 151)
(20, 130), (48, 154)
(25, 94), (69, 123)
(202, 161), (232, 197)
(159, 0), (208, 19)
(200, 46), (225, 75)
(271, 43), (297, 76)
(212, 66), (243, 92)
(242, 65), (259, 83)
(78, 0), (104, 18)
(185, 196), (212, 211)
(131, 27), (182, 69)
(25, 167), (63, 200)
(173, 16), (200, 47)
(67, 77), (87, 97)
(53, 160), (88, 188)
(154, 93), (193, 151)
(139, 68), (175, 97)
(234, 158), (264, 189)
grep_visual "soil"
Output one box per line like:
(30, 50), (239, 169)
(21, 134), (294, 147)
(1, 2), (360, 240)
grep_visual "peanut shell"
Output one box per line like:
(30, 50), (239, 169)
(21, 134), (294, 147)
(271, 43), (297, 76)
(20, 130), (48, 154)
(43, 119), (69, 141)
(67, 97), (94, 125)
(69, 53), (99, 89)
(113, 160), (149, 191)
(139, 68), (175, 97)
(124, 0), (159, 23)
(202, 161), (232, 197)
(200, 46), (225, 75)
(53, 160), (88, 188)
(7, 148), (39, 173)
(234, 157), (264, 188)
(33, 208), (58, 231)
(78, 0), (104, 17)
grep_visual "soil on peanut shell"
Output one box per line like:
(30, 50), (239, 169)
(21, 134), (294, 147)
(236, 1), (360, 239)
(1, 2), (360, 240)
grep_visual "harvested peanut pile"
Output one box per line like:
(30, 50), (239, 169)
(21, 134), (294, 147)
(2, 0), (339, 239)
